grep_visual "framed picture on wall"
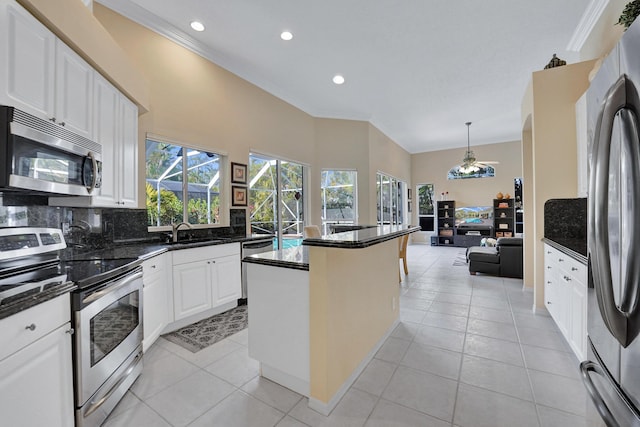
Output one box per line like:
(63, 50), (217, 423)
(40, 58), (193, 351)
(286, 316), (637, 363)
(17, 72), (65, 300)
(232, 186), (248, 206)
(231, 162), (248, 184)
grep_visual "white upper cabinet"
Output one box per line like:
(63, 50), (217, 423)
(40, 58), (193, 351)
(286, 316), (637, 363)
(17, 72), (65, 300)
(0, 0), (55, 118)
(0, 1), (93, 138)
(54, 39), (93, 138)
(119, 95), (139, 207)
(55, 73), (139, 208)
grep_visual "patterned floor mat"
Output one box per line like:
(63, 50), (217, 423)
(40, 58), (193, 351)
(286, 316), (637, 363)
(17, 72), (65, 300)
(163, 305), (248, 353)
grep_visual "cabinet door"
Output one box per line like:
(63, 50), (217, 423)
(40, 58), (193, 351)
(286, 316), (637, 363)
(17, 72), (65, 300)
(118, 96), (138, 207)
(0, 1), (55, 119)
(55, 39), (93, 138)
(212, 254), (241, 306)
(143, 257), (168, 352)
(92, 73), (119, 206)
(173, 260), (212, 321)
(0, 323), (74, 427)
(570, 278), (587, 360)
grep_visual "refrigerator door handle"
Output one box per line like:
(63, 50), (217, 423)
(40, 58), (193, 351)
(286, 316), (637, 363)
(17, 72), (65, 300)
(589, 74), (640, 347)
(581, 361), (619, 427)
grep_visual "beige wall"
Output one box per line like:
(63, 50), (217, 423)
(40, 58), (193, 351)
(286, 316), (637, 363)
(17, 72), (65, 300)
(308, 240), (398, 405)
(523, 60), (597, 309)
(311, 119), (370, 228)
(368, 124), (412, 224)
(410, 140), (523, 241)
(94, 5), (411, 228)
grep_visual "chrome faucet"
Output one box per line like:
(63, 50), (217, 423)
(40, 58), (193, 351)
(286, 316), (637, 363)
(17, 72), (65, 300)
(172, 222), (193, 243)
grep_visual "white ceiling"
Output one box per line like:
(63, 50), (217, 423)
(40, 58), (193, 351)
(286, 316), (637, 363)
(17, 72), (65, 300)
(97, 0), (593, 153)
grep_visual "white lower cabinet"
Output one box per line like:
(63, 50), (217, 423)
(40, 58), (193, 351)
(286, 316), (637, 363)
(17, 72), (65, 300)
(0, 294), (74, 427)
(172, 244), (241, 322)
(142, 253), (169, 352)
(544, 243), (587, 360)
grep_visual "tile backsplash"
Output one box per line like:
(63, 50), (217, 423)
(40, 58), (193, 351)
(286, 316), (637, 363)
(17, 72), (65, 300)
(0, 194), (247, 248)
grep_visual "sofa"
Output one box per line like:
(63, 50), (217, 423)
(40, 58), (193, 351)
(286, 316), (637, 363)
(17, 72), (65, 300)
(467, 237), (523, 278)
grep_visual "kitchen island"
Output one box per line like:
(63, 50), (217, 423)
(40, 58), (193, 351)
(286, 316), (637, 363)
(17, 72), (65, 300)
(244, 225), (419, 415)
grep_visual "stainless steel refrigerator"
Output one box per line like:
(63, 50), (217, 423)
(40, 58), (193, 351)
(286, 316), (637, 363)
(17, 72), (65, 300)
(584, 18), (640, 427)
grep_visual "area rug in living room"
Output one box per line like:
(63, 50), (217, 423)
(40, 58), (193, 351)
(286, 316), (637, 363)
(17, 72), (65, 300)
(162, 305), (248, 353)
(452, 250), (468, 266)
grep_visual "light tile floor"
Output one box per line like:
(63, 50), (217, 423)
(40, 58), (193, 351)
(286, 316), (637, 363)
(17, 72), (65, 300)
(104, 244), (594, 427)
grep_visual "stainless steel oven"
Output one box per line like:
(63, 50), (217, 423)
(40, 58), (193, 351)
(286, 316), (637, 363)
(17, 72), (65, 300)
(0, 105), (102, 195)
(71, 264), (143, 427)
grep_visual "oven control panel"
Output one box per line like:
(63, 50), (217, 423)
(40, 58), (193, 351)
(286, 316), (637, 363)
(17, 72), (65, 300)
(0, 227), (66, 260)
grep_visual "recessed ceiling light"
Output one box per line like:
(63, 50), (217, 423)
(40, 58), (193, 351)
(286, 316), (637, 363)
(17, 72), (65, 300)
(280, 31), (293, 41)
(190, 21), (205, 32)
(333, 75), (345, 85)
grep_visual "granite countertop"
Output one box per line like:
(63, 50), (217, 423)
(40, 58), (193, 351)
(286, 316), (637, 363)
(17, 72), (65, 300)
(0, 234), (274, 321)
(0, 281), (76, 321)
(243, 246), (309, 271)
(302, 225), (421, 249)
(61, 234), (275, 262)
(542, 237), (587, 264)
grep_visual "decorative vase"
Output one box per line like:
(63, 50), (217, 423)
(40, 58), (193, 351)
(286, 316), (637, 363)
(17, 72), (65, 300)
(496, 192), (503, 200)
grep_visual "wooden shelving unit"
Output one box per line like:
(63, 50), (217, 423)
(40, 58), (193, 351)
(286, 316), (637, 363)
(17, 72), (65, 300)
(437, 200), (455, 246)
(494, 198), (515, 238)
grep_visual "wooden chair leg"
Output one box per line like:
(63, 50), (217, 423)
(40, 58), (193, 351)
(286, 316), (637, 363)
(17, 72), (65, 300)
(402, 257), (408, 275)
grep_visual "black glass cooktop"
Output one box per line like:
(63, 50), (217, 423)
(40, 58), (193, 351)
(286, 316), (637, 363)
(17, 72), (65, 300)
(0, 257), (139, 306)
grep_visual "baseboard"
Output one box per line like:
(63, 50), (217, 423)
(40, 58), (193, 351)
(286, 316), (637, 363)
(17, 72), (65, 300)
(308, 318), (400, 416)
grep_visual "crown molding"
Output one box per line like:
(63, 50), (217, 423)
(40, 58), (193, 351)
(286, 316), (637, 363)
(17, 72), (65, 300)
(566, 0), (609, 52)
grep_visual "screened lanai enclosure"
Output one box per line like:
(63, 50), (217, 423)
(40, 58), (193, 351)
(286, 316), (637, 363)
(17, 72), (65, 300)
(249, 154), (304, 249)
(145, 139), (221, 226)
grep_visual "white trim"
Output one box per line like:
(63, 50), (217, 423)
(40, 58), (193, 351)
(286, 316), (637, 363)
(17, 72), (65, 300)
(307, 318), (399, 416)
(566, 0), (610, 52)
(145, 132), (229, 157)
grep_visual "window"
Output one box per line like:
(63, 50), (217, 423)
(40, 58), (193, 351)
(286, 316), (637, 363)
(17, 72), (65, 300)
(145, 138), (222, 227)
(417, 183), (435, 231)
(376, 172), (404, 225)
(321, 170), (357, 234)
(249, 154), (305, 249)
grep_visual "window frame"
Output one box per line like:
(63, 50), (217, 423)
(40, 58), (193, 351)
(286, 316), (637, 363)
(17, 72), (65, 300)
(145, 134), (228, 231)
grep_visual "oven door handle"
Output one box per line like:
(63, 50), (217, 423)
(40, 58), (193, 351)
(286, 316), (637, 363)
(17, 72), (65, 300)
(83, 271), (143, 305)
(83, 351), (142, 418)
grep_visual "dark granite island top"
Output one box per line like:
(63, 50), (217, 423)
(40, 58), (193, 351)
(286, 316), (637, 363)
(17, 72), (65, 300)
(243, 246), (309, 271)
(302, 225), (420, 249)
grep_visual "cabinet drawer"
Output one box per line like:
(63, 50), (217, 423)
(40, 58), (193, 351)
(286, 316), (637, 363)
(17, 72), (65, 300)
(142, 254), (167, 285)
(172, 243), (240, 265)
(0, 294), (70, 361)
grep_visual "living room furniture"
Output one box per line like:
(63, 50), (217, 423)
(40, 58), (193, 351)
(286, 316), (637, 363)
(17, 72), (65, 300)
(493, 198), (515, 238)
(467, 237), (523, 278)
(437, 200), (455, 246)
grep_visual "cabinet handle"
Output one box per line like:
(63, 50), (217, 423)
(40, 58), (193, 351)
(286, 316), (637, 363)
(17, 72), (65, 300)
(25, 323), (36, 331)
(558, 258), (564, 262)
(49, 117), (56, 123)
(547, 301), (552, 305)
(572, 267), (578, 271)
(547, 251), (551, 254)
(547, 281), (552, 284)
(66, 328), (75, 335)
(59, 121), (65, 126)
(547, 266), (552, 269)
(151, 265), (156, 269)
(564, 276), (571, 282)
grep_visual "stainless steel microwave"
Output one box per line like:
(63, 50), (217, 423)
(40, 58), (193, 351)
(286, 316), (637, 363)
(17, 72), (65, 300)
(0, 105), (102, 196)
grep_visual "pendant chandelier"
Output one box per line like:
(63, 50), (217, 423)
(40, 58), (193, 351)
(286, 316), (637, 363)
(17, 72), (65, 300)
(447, 122), (496, 180)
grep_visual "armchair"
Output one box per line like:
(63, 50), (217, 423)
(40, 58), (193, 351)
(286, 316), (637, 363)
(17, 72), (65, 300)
(467, 237), (523, 278)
